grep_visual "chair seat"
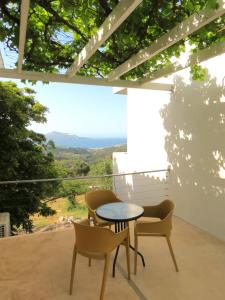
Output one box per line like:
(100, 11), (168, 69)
(135, 217), (163, 235)
(136, 217), (161, 223)
(96, 215), (113, 227)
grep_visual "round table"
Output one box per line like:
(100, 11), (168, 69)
(96, 202), (145, 277)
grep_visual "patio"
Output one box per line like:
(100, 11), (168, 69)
(1, 216), (225, 300)
(0, 1), (225, 299)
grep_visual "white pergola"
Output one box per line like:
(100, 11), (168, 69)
(0, 0), (224, 91)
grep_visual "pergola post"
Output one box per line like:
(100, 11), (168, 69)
(17, 0), (30, 73)
(0, 50), (4, 69)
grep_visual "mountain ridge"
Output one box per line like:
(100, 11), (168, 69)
(46, 131), (127, 149)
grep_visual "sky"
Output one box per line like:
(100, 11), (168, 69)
(0, 44), (127, 138)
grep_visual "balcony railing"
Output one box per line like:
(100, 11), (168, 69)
(0, 168), (169, 185)
(0, 168), (169, 235)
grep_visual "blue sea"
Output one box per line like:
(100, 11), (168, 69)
(46, 132), (126, 148)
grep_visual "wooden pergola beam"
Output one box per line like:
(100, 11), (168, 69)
(66, 0), (143, 78)
(107, 0), (225, 81)
(0, 69), (173, 91)
(0, 50), (4, 69)
(17, 0), (30, 73)
(140, 40), (225, 86)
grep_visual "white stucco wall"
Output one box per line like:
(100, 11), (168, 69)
(168, 53), (225, 241)
(113, 89), (170, 205)
(113, 52), (225, 241)
(127, 89), (170, 170)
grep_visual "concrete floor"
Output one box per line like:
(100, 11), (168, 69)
(0, 217), (225, 300)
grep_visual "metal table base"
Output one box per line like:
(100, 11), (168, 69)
(112, 221), (145, 277)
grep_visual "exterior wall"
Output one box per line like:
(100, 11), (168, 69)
(113, 89), (170, 205)
(127, 89), (170, 170)
(113, 52), (225, 241)
(0, 212), (11, 237)
(168, 53), (225, 241)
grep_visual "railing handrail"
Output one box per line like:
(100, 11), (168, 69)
(0, 168), (169, 185)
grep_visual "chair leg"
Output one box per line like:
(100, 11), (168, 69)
(166, 236), (179, 272)
(126, 237), (131, 280)
(88, 258), (91, 267)
(69, 246), (77, 295)
(134, 233), (138, 275)
(100, 254), (110, 300)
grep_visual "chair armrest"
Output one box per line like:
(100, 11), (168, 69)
(135, 217), (172, 236)
(114, 227), (129, 247)
(88, 208), (98, 225)
(78, 218), (90, 226)
(143, 204), (161, 218)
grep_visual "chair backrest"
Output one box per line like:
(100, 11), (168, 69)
(85, 189), (120, 210)
(140, 200), (175, 236)
(158, 200), (174, 220)
(72, 219), (127, 255)
(157, 200), (174, 234)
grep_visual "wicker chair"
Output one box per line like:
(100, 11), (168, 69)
(85, 189), (121, 227)
(134, 200), (179, 274)
(69, 218), (130, 300)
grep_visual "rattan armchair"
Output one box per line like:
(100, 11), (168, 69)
(69, 218), (130, 300)
(134, 200), (179, 274)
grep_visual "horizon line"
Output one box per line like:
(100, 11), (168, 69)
(44, 131), (127, 139)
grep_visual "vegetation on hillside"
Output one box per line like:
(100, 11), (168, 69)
(51, 144), (127, 197)
(32, 194), (87, 229)
(33, 144), (126, 229)
(52, 144), (126, 163)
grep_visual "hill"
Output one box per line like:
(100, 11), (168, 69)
(46, 131), (126, 148)
(53, 144), (127, 164)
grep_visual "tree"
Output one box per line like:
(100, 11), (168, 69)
(69, 159), (90, 176)
(90, 158), (112, 176)
(0, 1), (224, 80)
(90, 158), (112, 189)
(0, 81), (59, 232)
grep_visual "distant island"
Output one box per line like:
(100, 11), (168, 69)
(46, 131), (127, 149)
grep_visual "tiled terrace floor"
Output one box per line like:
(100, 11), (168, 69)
(0, 217), (225, 300)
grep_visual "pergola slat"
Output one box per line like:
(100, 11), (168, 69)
(107, 0), (225, 81)
(0, 69), (173, 91)
(17, 0), (30, 73)
(0, 50), (4, 69)
(140, 40), (225, 86)
(66, 0), (143, 78)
